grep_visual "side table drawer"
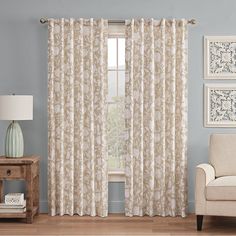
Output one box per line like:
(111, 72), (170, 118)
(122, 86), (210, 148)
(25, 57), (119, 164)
(0, 165), (26, 179)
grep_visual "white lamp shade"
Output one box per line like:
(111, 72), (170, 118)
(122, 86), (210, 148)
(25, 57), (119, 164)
(0, 95), (33, 120)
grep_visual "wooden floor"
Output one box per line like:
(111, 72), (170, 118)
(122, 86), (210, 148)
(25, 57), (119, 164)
(0, 214), (236, 235)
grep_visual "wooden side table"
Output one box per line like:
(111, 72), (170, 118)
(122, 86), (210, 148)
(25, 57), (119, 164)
(0, 155), (39, 223)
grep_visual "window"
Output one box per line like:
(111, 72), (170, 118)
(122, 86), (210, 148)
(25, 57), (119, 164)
(107, 26), (125, 176)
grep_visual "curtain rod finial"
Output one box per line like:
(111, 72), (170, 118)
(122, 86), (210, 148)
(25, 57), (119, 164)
(189, 19), (196, 25)
(40, 17), (48, 24)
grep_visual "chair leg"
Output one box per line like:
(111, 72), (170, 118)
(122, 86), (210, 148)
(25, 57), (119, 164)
(197, 215), (203, 231)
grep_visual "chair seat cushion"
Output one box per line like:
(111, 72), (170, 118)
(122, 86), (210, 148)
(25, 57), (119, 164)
(206, 176), (236, 201)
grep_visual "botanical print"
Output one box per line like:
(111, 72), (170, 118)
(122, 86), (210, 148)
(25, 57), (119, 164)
(125, 19), (188, 217)
(48, 18), (108, 217)
(205, 84), (236, 127)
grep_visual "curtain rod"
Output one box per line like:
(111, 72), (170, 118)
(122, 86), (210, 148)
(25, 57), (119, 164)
(40, 17), (196, 25)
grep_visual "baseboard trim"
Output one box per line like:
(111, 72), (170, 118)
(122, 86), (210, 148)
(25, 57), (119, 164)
(40, 200), (125, 214)
(40, 200), (195, 214)
(40, 200), (48, 213)
(188, 201), (195, 213)
(108, 200), (124, 213)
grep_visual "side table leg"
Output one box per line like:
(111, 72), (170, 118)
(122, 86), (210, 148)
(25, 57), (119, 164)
(0, 180), (3, 203)
(34, 173), (40, 216)
(26, 165), (33, 223)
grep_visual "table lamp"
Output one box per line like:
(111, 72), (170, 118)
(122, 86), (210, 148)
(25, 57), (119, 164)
(0, 95), (33, 158)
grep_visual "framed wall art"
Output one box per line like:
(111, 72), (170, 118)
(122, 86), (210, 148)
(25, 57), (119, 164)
(204, 84), (236, 127)
(204, 36), (236, 79)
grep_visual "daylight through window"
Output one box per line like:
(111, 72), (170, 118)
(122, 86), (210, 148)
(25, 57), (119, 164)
(107, 37), (125, 172)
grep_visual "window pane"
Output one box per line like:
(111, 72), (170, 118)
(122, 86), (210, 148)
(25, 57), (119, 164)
(118, 38), (125, 70)
(107, 99), (125, 171)
(114, 97), (125, 131)
(118, 139), (125, 169)
(108, 71), (117, 102)
(108, 152), (118, 170)
(107, 36), (125, 172)
(118, 71), (125, 96)
(108, 38), (117, 69)
(107, 103), (119, 170)
(107, 100), (124, 138)
(107, 103), (119, 136)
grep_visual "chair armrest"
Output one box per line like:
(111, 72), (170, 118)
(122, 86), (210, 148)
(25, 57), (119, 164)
(196, 164), (215, 185)
(195, 163), (215, 215)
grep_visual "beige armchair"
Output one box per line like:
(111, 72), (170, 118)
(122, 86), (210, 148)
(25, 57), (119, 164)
(195, 134), (236, 231)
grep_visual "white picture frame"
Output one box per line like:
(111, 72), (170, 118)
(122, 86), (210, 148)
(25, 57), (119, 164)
(204, 84), (236, 127)
(204, 36), (236, 79)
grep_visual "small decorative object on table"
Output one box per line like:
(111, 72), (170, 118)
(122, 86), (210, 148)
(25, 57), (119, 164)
(0, 155), (39, 223)
(0, 197), (26, 213)
(5, 193), (24, 205)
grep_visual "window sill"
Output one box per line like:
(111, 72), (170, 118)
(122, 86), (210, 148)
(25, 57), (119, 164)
(108, 171), (125, 182)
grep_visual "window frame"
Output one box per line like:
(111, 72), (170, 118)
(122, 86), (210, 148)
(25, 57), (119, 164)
(107, 24), (126, 182)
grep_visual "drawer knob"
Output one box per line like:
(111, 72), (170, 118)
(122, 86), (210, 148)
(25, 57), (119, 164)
(6, 169), (11, 176)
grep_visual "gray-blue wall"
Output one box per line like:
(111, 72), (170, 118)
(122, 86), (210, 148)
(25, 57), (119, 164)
(0, 0), (236, 214)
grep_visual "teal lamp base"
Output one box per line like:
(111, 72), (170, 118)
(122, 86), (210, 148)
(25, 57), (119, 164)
(5, 121), (24, 158)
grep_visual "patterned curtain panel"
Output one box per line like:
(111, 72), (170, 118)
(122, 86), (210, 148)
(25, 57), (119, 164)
(125, 19), (188, 217)
(48, 18), (108, 217)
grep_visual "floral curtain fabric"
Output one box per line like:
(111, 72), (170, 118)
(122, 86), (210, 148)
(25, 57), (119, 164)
(125, 19), (188, 217)
(48, 18), (108, 217)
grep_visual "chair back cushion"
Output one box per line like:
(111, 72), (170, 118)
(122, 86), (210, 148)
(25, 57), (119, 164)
(209, 134), (236, 177)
